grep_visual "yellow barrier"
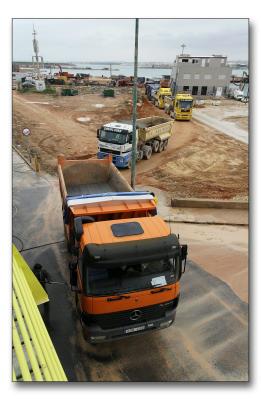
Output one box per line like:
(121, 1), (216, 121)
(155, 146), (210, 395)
(12, 245), (67, 381)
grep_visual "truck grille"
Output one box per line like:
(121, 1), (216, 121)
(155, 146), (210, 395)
(83, 299), (178, 330)
(100, 148), (121, 155)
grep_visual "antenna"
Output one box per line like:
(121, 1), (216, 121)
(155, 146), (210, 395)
(32, 25), (44, 78)
(181, 43), (186, 55)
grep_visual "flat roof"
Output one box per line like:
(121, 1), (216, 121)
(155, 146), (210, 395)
(177, 55), (227, 59)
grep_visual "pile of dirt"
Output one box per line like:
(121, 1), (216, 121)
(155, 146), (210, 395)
(139, 121), (248, 200)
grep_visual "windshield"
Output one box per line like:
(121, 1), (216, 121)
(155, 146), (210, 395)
(99, 129), (129, 145)
(85, 257), (180, 295)
(178, 100), (192, 110)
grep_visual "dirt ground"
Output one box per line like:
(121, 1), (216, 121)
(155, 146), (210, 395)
(12, 90), (248, 200)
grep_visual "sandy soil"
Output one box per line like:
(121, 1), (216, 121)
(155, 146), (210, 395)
(13, 90), (248, 200)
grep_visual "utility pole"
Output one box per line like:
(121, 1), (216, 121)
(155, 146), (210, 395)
(130, 18), (139, 189)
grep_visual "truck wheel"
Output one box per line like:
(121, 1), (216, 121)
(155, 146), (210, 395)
(143, 146), (152, 160)
(158, 141), (164, 153)
(137, 150), (143, 161)
(163, 139), (168, 151)
(152, 140), (159, 153)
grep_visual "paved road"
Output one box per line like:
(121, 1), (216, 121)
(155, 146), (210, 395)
(193, 109), (248, 144)
(12, 150), (248, 381)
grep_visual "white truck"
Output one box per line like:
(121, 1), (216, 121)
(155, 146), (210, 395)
(97, 116), (173, 168)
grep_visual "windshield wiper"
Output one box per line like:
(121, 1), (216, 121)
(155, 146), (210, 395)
(150, 287), (172, 294)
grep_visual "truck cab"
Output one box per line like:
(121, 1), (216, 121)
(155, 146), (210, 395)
(97, 122), (134, 168)
(153, 87), (172, 109)
(165, 93), (193, 120)
(71, 215), (187, 343)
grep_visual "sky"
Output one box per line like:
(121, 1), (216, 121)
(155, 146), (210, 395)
(12, 18), (248, 63)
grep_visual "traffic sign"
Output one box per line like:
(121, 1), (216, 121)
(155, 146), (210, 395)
(22, 128), (31, 136)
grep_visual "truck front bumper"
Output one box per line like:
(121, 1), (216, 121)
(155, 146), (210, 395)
(97, 151), (130, 168)
(82, 308), (176, 343)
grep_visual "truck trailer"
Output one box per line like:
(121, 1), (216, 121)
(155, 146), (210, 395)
(97, 116), (173, 168)
(58, 155), (187, 343)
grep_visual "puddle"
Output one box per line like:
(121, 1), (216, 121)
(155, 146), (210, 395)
(77, 117), (91, 122)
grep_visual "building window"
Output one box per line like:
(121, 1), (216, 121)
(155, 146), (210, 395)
(218, 74), (226, 80)
(201, 86), (207, 95)
(192, 86), (198, 95)
(204, 74), (212, 80)
(183, 86), (190, 92)
(194, 74), (200, 79)
(182, 59), (189, 63)
(192, 59), (199, 64)
(183, 74), (191, 79)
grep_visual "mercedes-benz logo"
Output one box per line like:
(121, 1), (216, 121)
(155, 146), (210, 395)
(130, 309), (142, 321)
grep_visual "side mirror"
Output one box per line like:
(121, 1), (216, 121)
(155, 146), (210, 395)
(180, 245), (188, 274)
(69, 262), (79, 290)
(70, 269), (78, 289)
(74, 217), (83, 241)
(97, 129), (100, 138)
(181, 244), (188, 260)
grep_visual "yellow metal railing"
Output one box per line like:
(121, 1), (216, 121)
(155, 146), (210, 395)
(12, 245), (67, 381)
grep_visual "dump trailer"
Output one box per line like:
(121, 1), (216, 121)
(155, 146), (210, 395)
(152, 87), (172, 109)
(145, 82), (160, 101)
(58, 155), (187, 343)
(97, 116), (173, 168)
(164, 93), (193, 120)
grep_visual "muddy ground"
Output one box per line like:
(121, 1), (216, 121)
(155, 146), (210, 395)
(12, 89), (248, 200)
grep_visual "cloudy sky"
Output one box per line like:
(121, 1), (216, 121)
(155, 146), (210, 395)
(13, 18), (248, 62)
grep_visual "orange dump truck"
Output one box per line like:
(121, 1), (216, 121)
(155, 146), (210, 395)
(58, 155), (187, 343)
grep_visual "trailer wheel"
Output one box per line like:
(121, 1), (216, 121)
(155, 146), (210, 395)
(163, 139), (168, 151)
(152, 140), (159, 153)
(143, 146), (152, 160)
(137, 150), (143, 161)
(158, 141), (164, 153)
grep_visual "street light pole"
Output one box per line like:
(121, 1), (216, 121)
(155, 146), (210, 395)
(131, 18), (139, 189)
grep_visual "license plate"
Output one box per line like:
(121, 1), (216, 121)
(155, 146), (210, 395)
(125, 325), (145, 334)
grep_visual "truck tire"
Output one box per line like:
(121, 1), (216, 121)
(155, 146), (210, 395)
(163, 139), (168, 151)
(158, 141), (164, 153)
(152, 140), (159, 153)
(143, 146), (152, 160)
(137, 150), (143, 161)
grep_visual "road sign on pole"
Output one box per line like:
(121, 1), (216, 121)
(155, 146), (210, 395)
(131, 18), (139, 189)
(22, 128), (31, 162)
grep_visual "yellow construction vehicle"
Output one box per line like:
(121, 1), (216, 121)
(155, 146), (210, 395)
(164, 93), (193, 120)
(152, 87), (172, 109)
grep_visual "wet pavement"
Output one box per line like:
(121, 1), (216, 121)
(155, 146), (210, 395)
(12, 150), (248, 381)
